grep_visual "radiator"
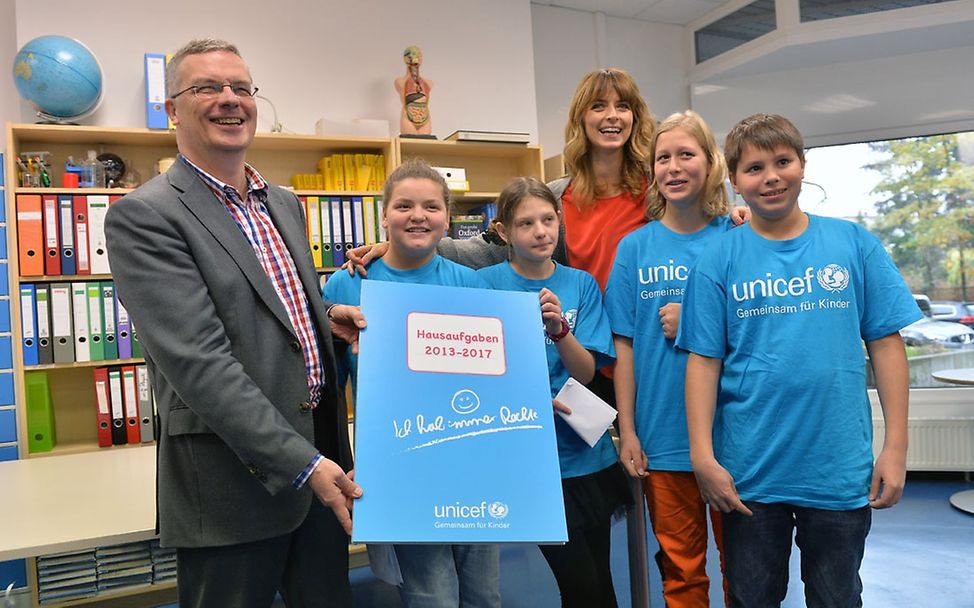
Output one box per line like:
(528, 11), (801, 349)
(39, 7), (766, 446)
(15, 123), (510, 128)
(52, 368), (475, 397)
(871, 388), (974, 472)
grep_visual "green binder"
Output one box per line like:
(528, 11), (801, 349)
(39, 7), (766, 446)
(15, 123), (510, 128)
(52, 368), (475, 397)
(131, 325), (142, 358)
(25, 371), (56, 453)
(87, 282), (105, 361)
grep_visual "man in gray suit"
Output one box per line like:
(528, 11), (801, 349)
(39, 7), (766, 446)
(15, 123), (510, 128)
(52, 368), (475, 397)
(105, 39), (364, 607)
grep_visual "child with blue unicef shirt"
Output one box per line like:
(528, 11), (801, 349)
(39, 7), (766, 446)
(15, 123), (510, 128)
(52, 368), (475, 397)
(477, 177), (630, 608)
(677, 114), (921, 608)
(604, 110), (732, 608)
(322, 159), (499, 608)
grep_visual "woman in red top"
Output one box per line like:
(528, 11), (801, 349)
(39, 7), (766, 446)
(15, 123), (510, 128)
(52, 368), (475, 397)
(548, 68), (655, 290)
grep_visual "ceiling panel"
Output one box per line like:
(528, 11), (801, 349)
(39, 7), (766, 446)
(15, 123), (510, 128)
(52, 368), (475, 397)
(532, 0), (731, 24)
(635, 0), (730, 25)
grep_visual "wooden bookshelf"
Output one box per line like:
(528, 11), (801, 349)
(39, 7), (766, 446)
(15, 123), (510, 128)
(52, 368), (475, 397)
(3, 124), (547, 607)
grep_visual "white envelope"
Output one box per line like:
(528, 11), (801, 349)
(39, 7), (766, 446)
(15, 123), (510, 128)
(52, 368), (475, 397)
(553, 377), (616, 448)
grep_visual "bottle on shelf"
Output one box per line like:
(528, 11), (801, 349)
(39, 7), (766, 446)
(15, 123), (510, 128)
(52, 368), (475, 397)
(79, 150), (106, 188)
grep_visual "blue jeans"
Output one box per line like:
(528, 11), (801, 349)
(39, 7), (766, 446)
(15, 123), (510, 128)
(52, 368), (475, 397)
(394, 544), (500, 608)
(723, 502), (871, 608)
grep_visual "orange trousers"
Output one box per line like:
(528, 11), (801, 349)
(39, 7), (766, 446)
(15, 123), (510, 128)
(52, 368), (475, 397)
(643, 470), (727, 608)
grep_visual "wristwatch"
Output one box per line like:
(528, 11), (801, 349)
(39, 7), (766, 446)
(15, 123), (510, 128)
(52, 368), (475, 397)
(547, 316), (570, 342)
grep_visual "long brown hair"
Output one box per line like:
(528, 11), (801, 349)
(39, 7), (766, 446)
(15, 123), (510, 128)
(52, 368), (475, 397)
(562, 68), (655, 208)
(646, 110), (730, 221)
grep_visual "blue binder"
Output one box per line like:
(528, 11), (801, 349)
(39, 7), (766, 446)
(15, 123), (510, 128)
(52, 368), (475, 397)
(20, 284), (39, 366)
(58, 194), (76, 275)
(144, 53), (169, 129)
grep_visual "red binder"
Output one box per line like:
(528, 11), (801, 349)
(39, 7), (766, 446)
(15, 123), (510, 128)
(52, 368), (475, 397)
(93, 367), (112, 448)
(42, 194), (61, 275)
(122, 365), (140, 444)
(17, 194), (44, 276)
(73, 195), (91, 275)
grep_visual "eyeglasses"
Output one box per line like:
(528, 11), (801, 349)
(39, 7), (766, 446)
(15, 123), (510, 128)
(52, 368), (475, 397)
(170, 83), (259, 100)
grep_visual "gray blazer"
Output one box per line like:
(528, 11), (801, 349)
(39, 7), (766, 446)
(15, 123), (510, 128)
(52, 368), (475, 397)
(105, 160), (352, 548)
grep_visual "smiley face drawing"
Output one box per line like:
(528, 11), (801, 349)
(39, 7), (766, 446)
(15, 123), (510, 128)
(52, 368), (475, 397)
(451, 389), (481, 415)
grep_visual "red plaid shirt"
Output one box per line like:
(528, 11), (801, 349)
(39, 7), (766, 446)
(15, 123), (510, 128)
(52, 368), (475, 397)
(179, 155), (324, 405)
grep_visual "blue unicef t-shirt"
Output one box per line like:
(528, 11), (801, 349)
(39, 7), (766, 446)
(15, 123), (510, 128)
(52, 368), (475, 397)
(676, 215), (921, 510)
(478, 261), (617, 479)
(604, 216), (731, 471)
(323, 256), (485, 383)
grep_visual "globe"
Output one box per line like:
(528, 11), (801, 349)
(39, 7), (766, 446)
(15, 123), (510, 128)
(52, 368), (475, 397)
(12, 35), (103, 122)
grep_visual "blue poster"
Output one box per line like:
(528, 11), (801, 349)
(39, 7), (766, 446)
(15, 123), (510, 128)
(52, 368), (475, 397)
(352, 280), (567, 544)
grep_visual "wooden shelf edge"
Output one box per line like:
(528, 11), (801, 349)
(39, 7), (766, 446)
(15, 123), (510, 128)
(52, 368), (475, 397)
(27, 441), (155, 459)
(13, 188), (133, 195)
(19, 274), (113, 282)
(36, 580), (177, 608)
(292, 189), (383, 197)
(24, 358), (145, 371)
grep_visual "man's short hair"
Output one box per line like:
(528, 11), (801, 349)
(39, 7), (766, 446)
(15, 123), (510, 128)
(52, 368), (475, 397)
(166, 39), (242, 98)
(724, 113), (805, 176)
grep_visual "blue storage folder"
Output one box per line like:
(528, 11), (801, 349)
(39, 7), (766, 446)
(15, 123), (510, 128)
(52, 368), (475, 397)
(0, 260), (8, 296)
(0, 559), (28, 591)
(0, 444), (18, 462)
(0, 372), (13, 404)
(0, 336), (12, 369)
(58, 194), (76, 275)
(20, 284), (39, 366)
(144, 53), (169, 129)
(0, 408), (16, 443)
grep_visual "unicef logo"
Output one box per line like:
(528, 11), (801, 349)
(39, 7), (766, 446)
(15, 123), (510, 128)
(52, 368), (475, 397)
(816, 264), (850, 293)
(451, 389), (481, 415)
(488, 501), (509, 519)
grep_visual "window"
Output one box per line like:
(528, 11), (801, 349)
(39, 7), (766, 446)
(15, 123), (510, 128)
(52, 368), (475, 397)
(799, 0), (954, 23)
(796, 131), (974, 388)
(694, 0), (776, 64)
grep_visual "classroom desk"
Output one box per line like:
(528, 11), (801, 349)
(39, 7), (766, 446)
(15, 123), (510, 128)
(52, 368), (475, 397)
(0, 446), (156, 562)
(928, 369), (974, 514)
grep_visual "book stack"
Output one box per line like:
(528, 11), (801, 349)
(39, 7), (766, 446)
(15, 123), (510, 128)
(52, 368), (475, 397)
(149, 539), (177, 583)
(95, 542), (153, 592)
(446, 130), (530, 144)
(36, 549), (97, 605)
(469, 202), (498, 226)
(290, 154), (386, 191)
(450, 214), (486, 240)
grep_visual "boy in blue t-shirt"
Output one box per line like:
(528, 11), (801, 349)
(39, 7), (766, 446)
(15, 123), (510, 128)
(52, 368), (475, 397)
(323, 160), (498, 608)
(676, 114), (921, 607)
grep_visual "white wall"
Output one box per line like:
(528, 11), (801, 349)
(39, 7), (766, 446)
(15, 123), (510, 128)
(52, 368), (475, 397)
(4, 0), (539, 141)
(531, 4), (688, 159)
(0, 1), (17, 148)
